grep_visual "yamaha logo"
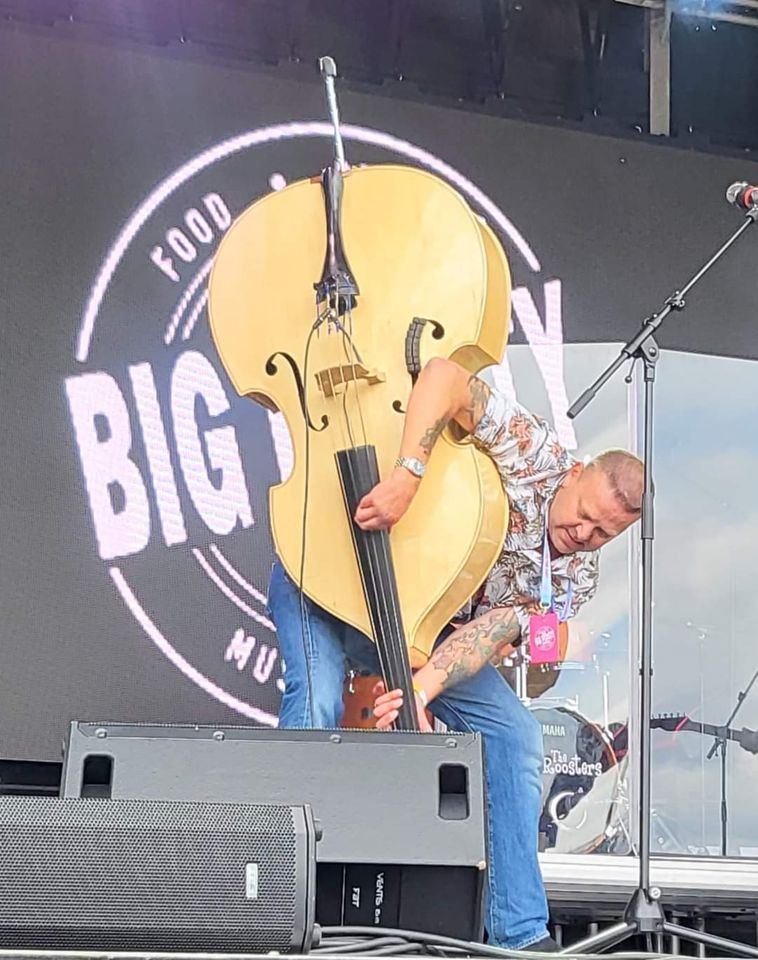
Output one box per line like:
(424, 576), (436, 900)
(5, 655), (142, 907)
(542, 723), (566, 737)
(64, 122), (571, 724)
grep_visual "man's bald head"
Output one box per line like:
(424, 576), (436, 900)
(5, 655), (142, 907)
(585, 449), (644, 515)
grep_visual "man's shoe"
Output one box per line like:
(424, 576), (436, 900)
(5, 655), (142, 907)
(521, 935), (559, 952)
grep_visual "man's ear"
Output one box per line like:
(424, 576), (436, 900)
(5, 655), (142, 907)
(568, 461), (584, 482)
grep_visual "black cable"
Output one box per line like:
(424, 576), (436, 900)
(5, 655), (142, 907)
(318, 942), (433, 957)
(362, 944), (431, 956)
(318, 928), (670, 959)
(315, 937), (411, 954)
(319, 927), (522, 958)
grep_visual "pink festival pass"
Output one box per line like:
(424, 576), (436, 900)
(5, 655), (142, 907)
(529, 611), (560, 665)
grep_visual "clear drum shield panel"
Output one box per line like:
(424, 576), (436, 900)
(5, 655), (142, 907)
(645, 350), (758, 859)
(483, 344), (635, 857)
(487, 345), (758, 861)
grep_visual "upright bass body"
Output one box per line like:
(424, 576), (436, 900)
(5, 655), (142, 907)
(208, 164), (510, 667)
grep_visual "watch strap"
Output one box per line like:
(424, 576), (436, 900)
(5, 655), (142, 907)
(395, 456), (426, 478)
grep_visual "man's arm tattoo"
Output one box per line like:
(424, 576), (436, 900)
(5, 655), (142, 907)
(428, 609), (520, 691)
(460, 376), (491, 433)
(418, 414), (450, 456)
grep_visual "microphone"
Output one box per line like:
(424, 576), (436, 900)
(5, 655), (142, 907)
(726, 181), (758, 210)
(739, 726), (758, 755)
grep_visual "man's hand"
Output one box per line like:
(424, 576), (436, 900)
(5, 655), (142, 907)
(354, 469), (420, 531)
(353, 359), (493, 533)
(372, 680), (433, 732)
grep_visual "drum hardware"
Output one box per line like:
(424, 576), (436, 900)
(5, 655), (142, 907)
(602, 670), (610, 734)
(587, 765), (691, 858)
(499, 644), (598, 707)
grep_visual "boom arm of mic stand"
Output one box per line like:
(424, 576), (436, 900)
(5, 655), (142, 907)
(567, 207), (758, 421)
(566, 310), (667, 420)
(567, 348), (633, 420)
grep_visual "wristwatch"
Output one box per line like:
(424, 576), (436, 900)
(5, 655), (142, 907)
(395, 456), (426, 479)
(412, 682), (429, 707)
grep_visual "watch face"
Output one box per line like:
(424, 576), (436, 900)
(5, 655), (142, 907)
(396, 456), (426, 478)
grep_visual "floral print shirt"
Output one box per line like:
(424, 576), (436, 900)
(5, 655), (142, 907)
(455, 382), (600, 644)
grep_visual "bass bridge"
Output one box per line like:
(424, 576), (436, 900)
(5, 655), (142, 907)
(314, 363), (386, 398)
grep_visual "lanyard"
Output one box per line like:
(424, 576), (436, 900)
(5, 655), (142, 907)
(539, 520), (574, 620)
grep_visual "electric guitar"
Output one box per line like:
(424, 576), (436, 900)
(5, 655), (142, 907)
(651, 713), (758, 754)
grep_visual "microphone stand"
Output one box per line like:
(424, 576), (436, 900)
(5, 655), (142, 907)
(562, 202), (758, 958)
(706, 665), (758, 857)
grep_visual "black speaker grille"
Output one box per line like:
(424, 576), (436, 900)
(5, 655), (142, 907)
(0, 798), (303, 951)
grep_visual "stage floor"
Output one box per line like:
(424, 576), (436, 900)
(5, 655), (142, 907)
(541, 852), (758, 916)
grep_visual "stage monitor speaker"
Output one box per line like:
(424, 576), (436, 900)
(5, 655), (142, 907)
(0, 796), (318, 953)
(63, 723), (488, 940)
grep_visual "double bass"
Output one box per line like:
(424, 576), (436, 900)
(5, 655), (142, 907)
(208, 59), (511, 730)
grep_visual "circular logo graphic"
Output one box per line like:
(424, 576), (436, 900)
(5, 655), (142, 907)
(533, 624), (557, 652)
(66, 121), (562, 725)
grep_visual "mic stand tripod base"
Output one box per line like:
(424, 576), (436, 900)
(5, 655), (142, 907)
(561, 890), (660, 954)
(564, 890), (758, 957)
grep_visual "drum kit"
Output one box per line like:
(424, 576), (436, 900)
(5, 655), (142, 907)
(499, 647), (628, 855)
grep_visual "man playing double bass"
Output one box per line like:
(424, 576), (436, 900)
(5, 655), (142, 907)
(268, 356), (643, 952)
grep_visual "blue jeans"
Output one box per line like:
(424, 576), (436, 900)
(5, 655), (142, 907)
(268, 561), (549, 949)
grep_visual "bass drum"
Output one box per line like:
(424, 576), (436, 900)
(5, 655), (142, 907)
(530, 706), (620, 855)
